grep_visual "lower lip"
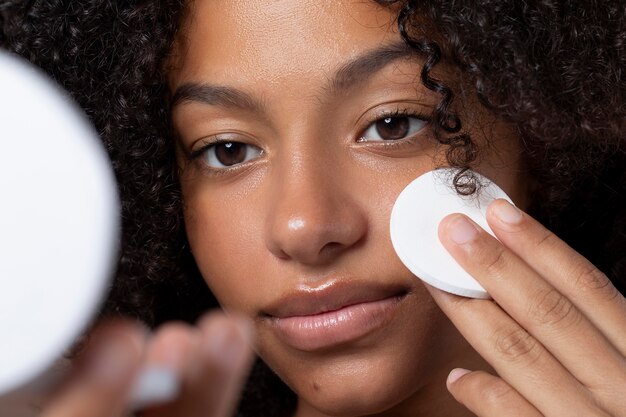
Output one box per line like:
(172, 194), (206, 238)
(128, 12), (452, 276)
(268, 295), (404, 351)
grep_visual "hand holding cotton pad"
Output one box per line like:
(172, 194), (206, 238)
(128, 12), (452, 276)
(390, 168), (514, 298)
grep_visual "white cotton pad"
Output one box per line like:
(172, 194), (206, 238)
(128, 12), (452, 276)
(0, 50), (119, 395)
(390, 168), (513, 299)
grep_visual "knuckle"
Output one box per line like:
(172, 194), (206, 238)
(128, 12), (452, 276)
(493, 327), (542, 365)
(594, 385), (626, 416)
(477, 244), (508, 276)
(476, 377), (515, 406)
(573, 263), (618, 301)
(529, 288), (581, 329)
(446, 292), (478, 309)
(535, 228), (559, 251)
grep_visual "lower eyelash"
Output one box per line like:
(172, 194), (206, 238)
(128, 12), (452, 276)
(359, 108), (432, 147)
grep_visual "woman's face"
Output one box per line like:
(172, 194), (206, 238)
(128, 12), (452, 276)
(169, 0), (527, 415)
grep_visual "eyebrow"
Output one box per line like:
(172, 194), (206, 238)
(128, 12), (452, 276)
(170, 40), (417, 112)
(329, 40), (417, 94)
(170, 83), (267, 113)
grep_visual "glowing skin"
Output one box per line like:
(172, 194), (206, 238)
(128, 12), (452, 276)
(169, 1), (528, 416)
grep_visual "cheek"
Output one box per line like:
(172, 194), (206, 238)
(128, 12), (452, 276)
(182, 177), (268, 313)
(350, 151), (438, 229)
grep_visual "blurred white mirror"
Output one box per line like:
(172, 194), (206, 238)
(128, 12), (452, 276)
(0, 49), (119, 399)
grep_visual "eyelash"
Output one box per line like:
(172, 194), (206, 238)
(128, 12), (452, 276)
(358, 107), (432, 149)
(189, 137), (226, 160)
(187, 136), (261, 177)
(186, 107), (432, 176)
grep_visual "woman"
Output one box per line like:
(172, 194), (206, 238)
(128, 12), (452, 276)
(1, 0), (625, 416)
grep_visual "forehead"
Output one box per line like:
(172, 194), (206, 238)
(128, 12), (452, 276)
(169, 0), (401, 89)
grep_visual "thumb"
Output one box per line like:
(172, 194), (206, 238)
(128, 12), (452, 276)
(446, 368), (542, 417)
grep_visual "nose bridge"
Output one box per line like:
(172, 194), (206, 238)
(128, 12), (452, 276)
(265, 144), (367, 265)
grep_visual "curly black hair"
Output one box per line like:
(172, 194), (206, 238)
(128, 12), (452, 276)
(1, 0), (624, 415)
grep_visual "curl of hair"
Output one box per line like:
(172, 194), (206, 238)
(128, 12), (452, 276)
(388, 0), (626, 291)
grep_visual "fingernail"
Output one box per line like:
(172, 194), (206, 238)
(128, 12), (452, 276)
(87, 336), (139, 383)
(129, 367), (180, 410)
(492, 200), (523, 224)
(447, 368), (471, 385)
(204, 318), (251, 369)
(449, 215), (479, 245)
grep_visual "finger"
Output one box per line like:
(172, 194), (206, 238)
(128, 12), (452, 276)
(439, 214), (626, 393)
(446, 368), (542, 417)
(139, 321), (200, 414)
(427, 286), (608, 417)
(142, 313), (253, 417)
(487, 199), (626, 354)
(195, 313), (254, 417)
(41, 320), (144, 417)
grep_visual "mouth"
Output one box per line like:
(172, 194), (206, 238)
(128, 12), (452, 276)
(261, 280), (409, 352)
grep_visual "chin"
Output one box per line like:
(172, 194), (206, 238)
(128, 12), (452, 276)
(269, 344), (438, 417)
(299, 378), (418, 416)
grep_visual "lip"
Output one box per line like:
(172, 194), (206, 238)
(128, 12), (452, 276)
(262, 280), (408, 351)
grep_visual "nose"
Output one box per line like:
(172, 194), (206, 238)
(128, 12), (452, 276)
(265, 163), (368, 266)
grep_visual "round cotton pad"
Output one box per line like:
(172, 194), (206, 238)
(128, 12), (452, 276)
(390, 168), (513, 299)
(0, 51), (119, 394)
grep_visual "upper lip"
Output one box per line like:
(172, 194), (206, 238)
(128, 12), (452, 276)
(262, 278), (409, 319)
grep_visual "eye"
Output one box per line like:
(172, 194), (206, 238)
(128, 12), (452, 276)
(200, 141), (263, 168)
(360, 115), (427, 142)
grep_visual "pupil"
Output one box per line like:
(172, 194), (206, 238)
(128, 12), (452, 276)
(376, 117), (410, 140)
(215, 142), (246, 166)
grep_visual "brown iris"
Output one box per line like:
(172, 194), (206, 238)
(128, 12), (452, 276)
(215, 142), (247, 166)
(375, 117), (410, 140)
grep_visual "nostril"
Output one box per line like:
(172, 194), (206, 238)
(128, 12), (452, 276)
(318, 241), (343, 257)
